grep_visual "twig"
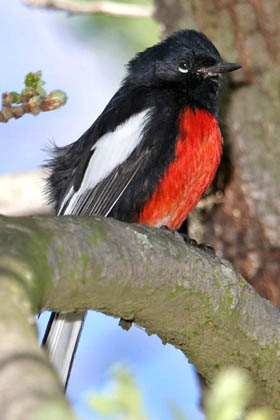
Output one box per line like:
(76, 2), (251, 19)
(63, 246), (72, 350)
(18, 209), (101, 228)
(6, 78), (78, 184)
(0, 71), (67, 123)
(0, 91), (66, 122)
(25, 0), (154, 18)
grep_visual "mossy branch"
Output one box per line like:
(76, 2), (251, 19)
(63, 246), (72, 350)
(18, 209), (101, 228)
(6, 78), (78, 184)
(0, 215), (280, 416)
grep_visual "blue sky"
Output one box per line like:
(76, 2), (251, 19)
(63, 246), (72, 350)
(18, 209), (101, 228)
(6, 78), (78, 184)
(1, 2), (204, 419)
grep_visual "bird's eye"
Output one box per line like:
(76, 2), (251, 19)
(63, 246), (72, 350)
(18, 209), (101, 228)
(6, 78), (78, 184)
(178, 59), (190, 73)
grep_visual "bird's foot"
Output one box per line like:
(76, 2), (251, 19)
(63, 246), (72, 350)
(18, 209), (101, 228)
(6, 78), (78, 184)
(180, 232), (198, 247)
(198, 242), (216, 256)
(160, 225), (172, 232)
(179, 231), (216, 256)
(161, 225), (216, 256)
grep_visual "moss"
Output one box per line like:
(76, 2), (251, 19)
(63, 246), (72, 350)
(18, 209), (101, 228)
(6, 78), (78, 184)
(238, 276), (247, 288)
(223, 285), (234, 307)
(138, 277), (280, 413)
(168, 284), (187, 298)
(89, 219), (107, 247)
(91, 264), (104, 281)
(56, 246), (64, 256)
(0, 216), (54, 313)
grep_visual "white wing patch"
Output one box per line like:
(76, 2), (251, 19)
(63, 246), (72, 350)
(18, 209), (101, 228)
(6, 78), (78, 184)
(60, 109), (150, 215)
(58, 186), (74, 215)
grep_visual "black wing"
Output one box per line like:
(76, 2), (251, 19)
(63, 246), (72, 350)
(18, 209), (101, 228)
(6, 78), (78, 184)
(58, 148), (148, 217)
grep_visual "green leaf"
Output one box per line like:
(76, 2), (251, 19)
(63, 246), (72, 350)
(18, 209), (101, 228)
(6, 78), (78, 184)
(22, 87), (35, 96)
(86, 365), (274, 420)
(89, 366), (149, 420)
(10, 91), (21, 104)
(205, 368), (253, 420)
(24, 71), (45, 89)
(35, 87), (47, 98)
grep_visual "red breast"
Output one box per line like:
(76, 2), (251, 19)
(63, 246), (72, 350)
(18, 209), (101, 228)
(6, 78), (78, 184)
(138, 107), (223, 229)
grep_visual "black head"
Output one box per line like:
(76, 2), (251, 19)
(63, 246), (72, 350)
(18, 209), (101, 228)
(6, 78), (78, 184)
(126, 30), (241, 111)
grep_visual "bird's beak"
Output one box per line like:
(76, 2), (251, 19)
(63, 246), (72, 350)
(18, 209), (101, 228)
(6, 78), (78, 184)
(198, 62), (242, 76)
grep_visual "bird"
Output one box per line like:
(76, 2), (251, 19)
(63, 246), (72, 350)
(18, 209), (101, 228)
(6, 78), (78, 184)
(43, 29), (241, 390)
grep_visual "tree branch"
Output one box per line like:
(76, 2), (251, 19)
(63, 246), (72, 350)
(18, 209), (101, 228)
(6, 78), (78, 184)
(0, 215), (279, 415)
(0, 90), (66, 123)
(1, 70), (66, 123)
(25, 0), (154, 18)
(0, 253), (76, 419)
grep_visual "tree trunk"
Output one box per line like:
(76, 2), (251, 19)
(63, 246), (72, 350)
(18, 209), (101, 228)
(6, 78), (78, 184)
(154, 0), (280, 306)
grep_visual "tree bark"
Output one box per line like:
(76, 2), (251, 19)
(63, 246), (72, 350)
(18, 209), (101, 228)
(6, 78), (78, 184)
(154, 0), (280, 306)
(0, 248), (76, 419)
(0, 215), (280, 414)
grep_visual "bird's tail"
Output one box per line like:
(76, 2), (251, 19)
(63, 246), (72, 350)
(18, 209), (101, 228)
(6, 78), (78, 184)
(42, 311), (86, 390)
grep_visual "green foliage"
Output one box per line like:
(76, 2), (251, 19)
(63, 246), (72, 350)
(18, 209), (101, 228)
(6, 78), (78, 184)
(23, 70), (47, 98)
(9, 91), (21, 104)
(6, 71), (67, 114)
(88, 366), (275, 420)
(63, 0), (159, 59)
(205, 368), (274, 420)
(90, 367), (149, 420)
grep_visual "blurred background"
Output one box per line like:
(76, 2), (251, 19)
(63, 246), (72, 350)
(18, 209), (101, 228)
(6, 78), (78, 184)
(0, 2), (203, 419)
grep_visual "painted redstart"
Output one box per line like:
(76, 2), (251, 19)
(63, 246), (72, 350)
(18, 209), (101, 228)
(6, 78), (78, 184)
(43, 29), (241, 389)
